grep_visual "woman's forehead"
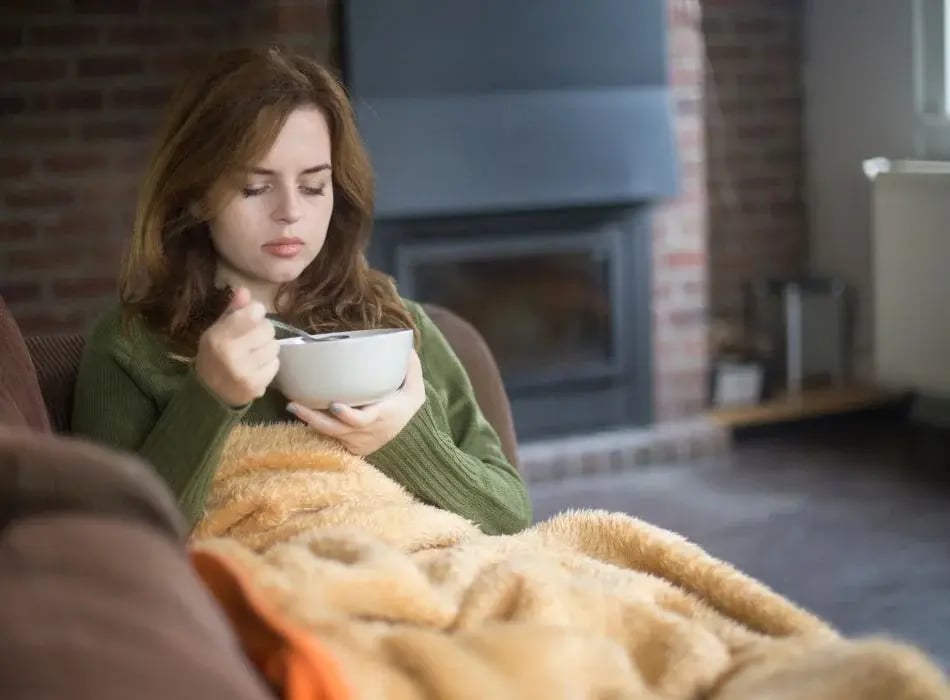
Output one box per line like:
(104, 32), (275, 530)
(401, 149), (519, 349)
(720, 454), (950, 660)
(254, 107), (331, 170)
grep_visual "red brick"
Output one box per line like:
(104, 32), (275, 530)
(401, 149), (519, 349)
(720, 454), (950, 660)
(7, 243), (122, 272)
(147, 51), (209, 75)
(144, 0), (230, 13)
(664, 251), (706, 268)
(84, 244), (126, 269)
(0, 95), (28, 116)
(3, 0), (68, 12)
(274, 3), (329, 33)
(32, 89), (104, 112)
(734, 200), (766, 216)
(77, 55), (144, 78)
(0, 25), (24, 48)
(735, 18), (782, 34)
(43, 212), (114, 237)
(706, 45), (752, 61)
(673, 65), (702, 87)
(760, 96), (801, 112)
(0, 121), (71, 142)
(81, 119), (149, 140)
(114, 146), (151, 170)
(738, 175), (782, 189)
(107, 23), (177, 46)
(0, 157), (33, 178)
(73, 178), (139, 202)
(0, 58), (68, 83)
(53, 277), (117, 299)
(29, 24), (101, 47)
(6, 187), (75, 209)
(7, 247), (80, 269)
(188, 23), (218, 41)
(74, 0), (141, 13)
(660, 305), (707, 327)
(769, 200), (802, 217)
(112, 85), (170, 109)
(669, 1), (701, 28)
(0, 221), (37, 241)
(0, 282), (42, 304)
(43, 153), (109, 174)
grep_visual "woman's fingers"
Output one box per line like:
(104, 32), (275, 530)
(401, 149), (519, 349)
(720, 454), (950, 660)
(327, 402), (380, 427)
(286, 402), (350, 436)
(251, 356), (280, 385)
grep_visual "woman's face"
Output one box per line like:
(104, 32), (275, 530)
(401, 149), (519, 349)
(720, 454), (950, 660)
(207, 106), (334, 309)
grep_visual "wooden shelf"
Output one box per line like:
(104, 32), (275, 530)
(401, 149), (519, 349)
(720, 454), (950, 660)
(709, 384), (905, 429)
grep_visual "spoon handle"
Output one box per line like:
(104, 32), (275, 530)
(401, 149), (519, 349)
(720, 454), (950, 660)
(268, 318), (313, 340)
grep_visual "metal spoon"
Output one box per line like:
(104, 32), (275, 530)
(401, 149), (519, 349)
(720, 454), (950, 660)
(269, 318), (350, 343)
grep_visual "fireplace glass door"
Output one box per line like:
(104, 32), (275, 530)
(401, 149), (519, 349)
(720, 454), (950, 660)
(396, 230), (623, 390)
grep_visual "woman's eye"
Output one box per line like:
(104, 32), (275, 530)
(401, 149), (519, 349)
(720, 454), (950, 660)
(242, 185), (269, 197)
(300, 185), (326, 196)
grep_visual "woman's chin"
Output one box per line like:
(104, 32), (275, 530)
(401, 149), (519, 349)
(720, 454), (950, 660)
(262, 259), (313, 284)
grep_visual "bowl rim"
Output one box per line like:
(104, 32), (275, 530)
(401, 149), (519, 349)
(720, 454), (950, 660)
(277, 327), (414, 346)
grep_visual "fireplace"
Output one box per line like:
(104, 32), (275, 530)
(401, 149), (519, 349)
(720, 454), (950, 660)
(369, 207), (652, 439)
(341, 0), (679, 439)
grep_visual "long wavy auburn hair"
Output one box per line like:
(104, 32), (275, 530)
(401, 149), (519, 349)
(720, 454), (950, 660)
(119, 46), (415, 355)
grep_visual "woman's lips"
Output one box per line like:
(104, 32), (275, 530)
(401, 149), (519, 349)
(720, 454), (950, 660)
(262, 238), (304, 258)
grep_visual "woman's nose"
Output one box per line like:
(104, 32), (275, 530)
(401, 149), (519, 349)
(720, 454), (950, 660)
(273, 188), (302, 224)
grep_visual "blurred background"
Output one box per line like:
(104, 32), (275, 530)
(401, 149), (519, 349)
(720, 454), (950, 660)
(1, 0), (948, 668)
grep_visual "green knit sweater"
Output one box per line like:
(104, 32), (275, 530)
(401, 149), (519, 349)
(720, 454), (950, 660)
(70, 300), (532, 535)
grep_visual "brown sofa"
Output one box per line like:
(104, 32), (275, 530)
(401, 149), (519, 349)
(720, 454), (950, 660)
(23, 303), (519, 466)
(0, 294), (517, 698)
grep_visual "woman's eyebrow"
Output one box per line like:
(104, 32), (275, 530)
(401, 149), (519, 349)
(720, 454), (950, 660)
(247, 164), (331, 175)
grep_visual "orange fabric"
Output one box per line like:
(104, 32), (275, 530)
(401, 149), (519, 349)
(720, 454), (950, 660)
(191, 550), (353, 700)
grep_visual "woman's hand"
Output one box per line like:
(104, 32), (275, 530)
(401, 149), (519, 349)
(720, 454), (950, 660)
(287, 350), (426, 455)
(194, 286), (280, 408)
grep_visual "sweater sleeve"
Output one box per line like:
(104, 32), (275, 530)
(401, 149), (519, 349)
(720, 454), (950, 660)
(365, 303), (532, 535)
(70, 314), (247, 527)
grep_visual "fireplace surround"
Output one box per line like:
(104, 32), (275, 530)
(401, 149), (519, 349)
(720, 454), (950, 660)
(340, 0), (680, 439)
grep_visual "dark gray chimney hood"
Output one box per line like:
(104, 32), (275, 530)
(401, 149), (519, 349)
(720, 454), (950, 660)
(341, 0), (679, 219)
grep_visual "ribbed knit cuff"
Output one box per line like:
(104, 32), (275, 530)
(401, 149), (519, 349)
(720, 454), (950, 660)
(366, 398), (529, 535)
(366, 397), (446, 484)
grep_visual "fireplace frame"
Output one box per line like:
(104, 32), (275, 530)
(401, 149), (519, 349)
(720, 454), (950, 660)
(369, 205), (653, 440)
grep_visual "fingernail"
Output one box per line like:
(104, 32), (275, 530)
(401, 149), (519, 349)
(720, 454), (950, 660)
(328, 402), (341, 414)
(250, 302), (266, 319)
(286, 402), (298, 414)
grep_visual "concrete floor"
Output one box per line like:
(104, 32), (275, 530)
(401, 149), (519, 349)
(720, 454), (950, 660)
(529, 419), (950, 668)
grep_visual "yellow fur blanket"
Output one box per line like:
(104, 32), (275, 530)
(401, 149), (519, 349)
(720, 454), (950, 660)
(191, 424), (949, 699)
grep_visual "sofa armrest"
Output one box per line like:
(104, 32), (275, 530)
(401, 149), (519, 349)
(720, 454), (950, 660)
(0, 427), (183, 536)
(0, 429), (276, 700)
(422, 304), (520, 469)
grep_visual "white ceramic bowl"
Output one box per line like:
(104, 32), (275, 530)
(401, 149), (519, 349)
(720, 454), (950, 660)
(274, 328), (414, 410)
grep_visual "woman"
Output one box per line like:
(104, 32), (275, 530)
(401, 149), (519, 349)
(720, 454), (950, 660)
(71, 46), (531, 536)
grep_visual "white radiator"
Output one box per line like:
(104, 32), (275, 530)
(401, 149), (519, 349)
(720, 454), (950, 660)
(865, 158), (950, 395)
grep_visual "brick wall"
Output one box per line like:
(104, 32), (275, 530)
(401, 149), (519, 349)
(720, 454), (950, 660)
(0, 0), (335, 334)
(703, 0), (807, 319)
(653, 0), (709, 420)
(2, 0), (713, 424)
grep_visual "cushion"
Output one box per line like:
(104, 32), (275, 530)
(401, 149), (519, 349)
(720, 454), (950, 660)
(24, 332), (86, 433)
(0, 296), (50, 433)
(0, 429), (275, 699)
(0, 427), (183, 535)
